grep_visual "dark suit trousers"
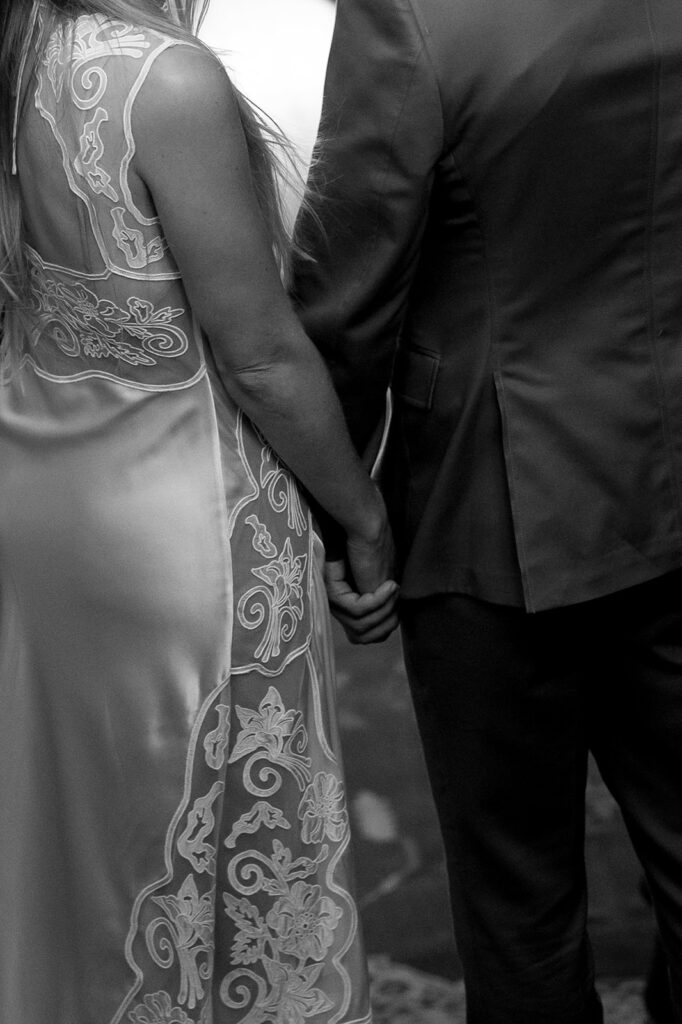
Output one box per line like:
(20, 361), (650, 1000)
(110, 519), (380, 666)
(400, 570), (682, 1024)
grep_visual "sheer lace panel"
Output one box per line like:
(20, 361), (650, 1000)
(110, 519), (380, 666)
(18, 15), (204, 389)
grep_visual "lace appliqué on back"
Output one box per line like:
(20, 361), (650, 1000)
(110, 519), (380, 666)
(22, 16), (204, 389)
(37, 17), (172, 277)
(29, 251), (188, 368)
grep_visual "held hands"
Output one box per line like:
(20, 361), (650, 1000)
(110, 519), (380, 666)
(324, 503), (400, 645)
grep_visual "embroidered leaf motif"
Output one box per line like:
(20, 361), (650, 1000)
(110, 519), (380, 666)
(259, 839), (330, 896)
(203, 703), (231, 771)
(112, 208), (167, 269)
(225, 800), (291, 850)
(245, 514), (278, 558)
(75, 106), (119, 201)
(223, 894), (270, 966)
(177, 781), (223, 874)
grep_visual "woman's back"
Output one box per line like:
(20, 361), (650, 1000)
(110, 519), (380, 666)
(16, 14), (204, 390)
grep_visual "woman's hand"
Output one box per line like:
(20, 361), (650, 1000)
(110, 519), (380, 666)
(344, 499), (396, 595)
(324, 495), (399, 644)
(324, 561), (400, 645)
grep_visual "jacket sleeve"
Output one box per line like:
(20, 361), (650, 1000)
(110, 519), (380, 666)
(291, 0), (444, 453)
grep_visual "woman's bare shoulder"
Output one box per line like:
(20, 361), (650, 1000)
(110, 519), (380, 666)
(138, 40), (236, 122)
(131, 38), (244, 177)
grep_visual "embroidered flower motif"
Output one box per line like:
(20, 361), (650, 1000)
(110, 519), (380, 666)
(146, 876), (214, 1009)
(261, 958), (334, 1022)
(128, 990), (194, 1024)
(237, 539), (308, 663)
(252, 538), (306, 615)
(28, 263), (189, 367)
(230, 687), (297, 760)
(228, 687), (311, 793)
(267, 881), (343, 964)
(298, 772), (348, 846)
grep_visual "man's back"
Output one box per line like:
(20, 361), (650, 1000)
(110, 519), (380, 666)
(294, 0), (682, 610)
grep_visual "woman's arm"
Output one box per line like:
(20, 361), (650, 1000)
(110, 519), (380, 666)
(131, 43), (395, 598)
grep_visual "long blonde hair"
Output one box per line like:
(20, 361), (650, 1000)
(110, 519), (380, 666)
(0, 0), (298, 363)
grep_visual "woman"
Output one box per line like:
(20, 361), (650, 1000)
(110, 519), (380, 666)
(0, 1), (397, 1020)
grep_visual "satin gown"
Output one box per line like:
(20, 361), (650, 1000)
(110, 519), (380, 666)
(0, 15), (371, 1024)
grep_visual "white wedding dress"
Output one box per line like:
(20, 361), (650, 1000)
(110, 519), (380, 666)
(0, 14), (371, 1024)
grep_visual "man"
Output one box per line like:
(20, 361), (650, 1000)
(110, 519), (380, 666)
(291, 0), (682, 1021)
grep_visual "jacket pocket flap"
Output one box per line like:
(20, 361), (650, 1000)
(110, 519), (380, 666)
(392, 345), (440, 410)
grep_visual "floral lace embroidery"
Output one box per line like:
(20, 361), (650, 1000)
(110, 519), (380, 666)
(260, 447), (307, 538)
(28, 261), (189, 367)
(120, 416), (363, 1024)
(41, 19), (168, 271)
(26, 17), (203, 388)
(125, 683), (356, 1024)
(299, 773), (349, 846)
(229, 686), (312, 795)
(44, 19), (150, 104)
(75, 106), (118, 201)
(144, 874), (215, 1011)
(128, 991), (194, 1024)
(237, 540), (308, 665)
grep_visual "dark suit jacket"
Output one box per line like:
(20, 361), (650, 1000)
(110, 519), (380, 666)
(292, 0), (682, 612)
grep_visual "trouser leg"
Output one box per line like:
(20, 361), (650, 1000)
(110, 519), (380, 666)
(400, 594), (603, 1024)
(588, 570), (682, 1024)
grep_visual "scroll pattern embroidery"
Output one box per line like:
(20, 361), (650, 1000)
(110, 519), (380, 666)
(119, 417), (363, 1024)
(28, 256), (189, 367)
(39, 18), (166, 270)
(27, 16), (201, 387)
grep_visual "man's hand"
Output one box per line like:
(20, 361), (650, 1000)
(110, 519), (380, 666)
(324, 560), (400, 644)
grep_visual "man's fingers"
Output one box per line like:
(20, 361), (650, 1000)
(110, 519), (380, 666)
(328, 580), (399, 618)
(325, 559), (400, 643)
(330, 599), (398, 634)
(329, 589), (400, 637)
(336, 611), (400, 645)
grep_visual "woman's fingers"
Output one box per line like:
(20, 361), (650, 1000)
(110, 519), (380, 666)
(328, 586), (400, 644)
(324, 560), (400, 644)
